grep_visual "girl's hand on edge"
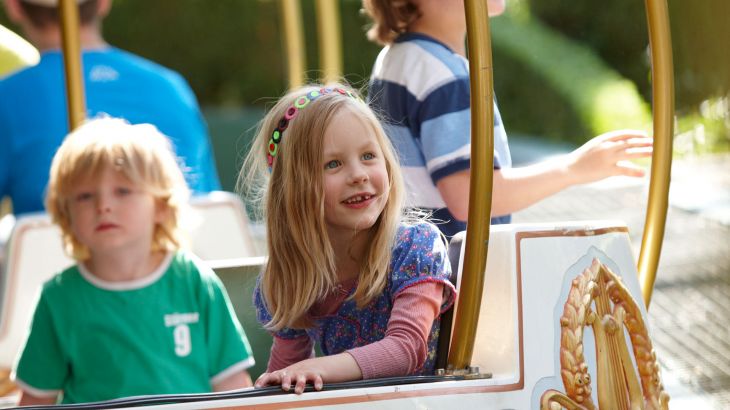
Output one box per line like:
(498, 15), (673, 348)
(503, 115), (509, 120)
(255, 368), (324, 394)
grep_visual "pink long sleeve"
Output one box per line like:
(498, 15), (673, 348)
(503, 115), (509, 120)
(267, 335), (314, 372)
(347, 281), (444, 379)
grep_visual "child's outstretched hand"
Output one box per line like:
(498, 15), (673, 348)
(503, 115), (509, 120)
(566, 130), (653, 184)
(255, 366), (324, 394)
(255, 353), (362, 394)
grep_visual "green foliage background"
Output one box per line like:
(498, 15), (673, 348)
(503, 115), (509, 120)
(3, 0), (727, 113)
(491, 11), (651, 143)
(1, 0), (728, 186)
(102, 0), (382, 106)
(528, 0), (729, 153)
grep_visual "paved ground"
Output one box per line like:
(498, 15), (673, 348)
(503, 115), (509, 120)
(512, 153), (730, 409)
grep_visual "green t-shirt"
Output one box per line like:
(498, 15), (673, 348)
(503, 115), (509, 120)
(14, 251), (254, 404)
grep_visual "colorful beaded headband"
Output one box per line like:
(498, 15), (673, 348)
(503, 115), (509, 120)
(267, 87), (362, 171)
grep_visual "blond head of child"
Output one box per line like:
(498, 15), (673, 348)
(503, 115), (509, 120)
(242, 83), (406, 330)
(46, 117), (189, 262)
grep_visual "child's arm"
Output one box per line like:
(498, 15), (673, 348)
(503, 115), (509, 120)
(255, 282), (443, 394)
(492, 130), (652, 215)
(256, 334), (342, 393)
(346, 282), (443, 378)
(437, 130), (652, 219)
(255, 351), (362, 394)
(212, 370), (253, 391)
(18, 391), (58, 406)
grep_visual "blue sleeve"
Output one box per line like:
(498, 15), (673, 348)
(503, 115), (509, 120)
(167, 73), (221, 193)
(0, 90), (10, 199)
(253, 279), (308, 340)
(417, 78), (472, 183)
(0, 134), (9, 200)
(389, 223), (456, 313)
(416, 78), (502, 184)
(492, 101), (512, 169)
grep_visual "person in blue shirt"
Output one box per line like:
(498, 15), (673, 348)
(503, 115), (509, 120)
(0, 0), (220, 215)
(363, 0), (654, 238)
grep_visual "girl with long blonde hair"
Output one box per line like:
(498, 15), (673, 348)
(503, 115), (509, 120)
(243, 83), (456, 394)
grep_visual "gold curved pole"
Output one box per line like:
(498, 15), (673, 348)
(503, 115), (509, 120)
(58, 0), (86, 130)
(315, 0), (342, 83)
(638, 0), (674, 308)
(279, 0), (306, 89)
(447, 0), (494, 370)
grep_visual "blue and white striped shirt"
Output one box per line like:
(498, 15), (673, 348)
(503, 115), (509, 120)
(369, 33), (511, 236)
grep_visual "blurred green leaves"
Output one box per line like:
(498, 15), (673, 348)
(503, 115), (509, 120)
(1, 0), (726, 153)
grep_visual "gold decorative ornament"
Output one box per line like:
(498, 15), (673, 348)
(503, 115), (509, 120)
(541, 259), (670, 410)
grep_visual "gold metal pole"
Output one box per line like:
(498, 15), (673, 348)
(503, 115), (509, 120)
(279, 0), (306, 89)
(58, 0), (86, 130)
(447, 0), (494, 370)
(638, 0), (674, 308)
(315, 0), (342, 83)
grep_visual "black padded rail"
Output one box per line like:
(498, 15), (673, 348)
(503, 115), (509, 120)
(11, 375), (466, 410)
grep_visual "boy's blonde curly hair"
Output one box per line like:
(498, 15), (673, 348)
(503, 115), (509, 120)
(46, 117), (189, 261)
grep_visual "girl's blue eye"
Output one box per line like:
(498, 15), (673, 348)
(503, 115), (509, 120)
(362, 152), (375, 161)
(325, 160), (341, 170)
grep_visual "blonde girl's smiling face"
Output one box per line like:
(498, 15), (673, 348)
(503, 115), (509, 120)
(68, 166), (166, 258)
(322, 107), (389, 240)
